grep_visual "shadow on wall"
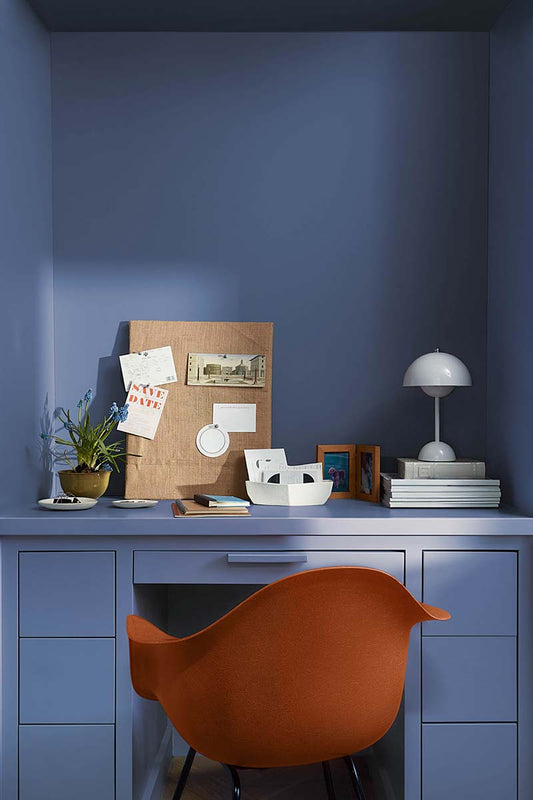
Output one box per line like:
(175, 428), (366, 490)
(37, 324), (130, 499)
(94, 322), (130, 497)
(32, 392), (55, 500)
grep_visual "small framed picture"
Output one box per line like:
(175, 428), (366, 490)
(355, 445), (381, 503)
(316, 445), (356, 499)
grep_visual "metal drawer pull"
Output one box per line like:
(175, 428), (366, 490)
(227, 553), (308, 564)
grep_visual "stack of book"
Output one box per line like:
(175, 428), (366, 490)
(172, 495), (250, 517)
(381, 459), (500, 508)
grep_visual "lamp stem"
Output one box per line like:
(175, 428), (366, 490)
(434, 396), (440, 442)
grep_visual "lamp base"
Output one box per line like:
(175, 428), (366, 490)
(418, 441), (456, 462)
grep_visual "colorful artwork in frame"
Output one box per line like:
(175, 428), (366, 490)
(316, 445), (356, 499)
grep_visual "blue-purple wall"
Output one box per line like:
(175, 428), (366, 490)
(51, 32), (489, 486)
(0, 0), (53, 508)
(487, 0), (533, 513)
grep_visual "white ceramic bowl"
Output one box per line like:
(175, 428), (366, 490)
(245, 480), (333, 506)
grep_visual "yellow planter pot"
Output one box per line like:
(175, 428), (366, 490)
(58, 470), (111, 499)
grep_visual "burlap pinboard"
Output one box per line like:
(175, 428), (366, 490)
(124, 320), (273, 499)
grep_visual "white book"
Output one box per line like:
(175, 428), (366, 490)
(383, 490), (500, 498)
(381, 473), (500, 489)
(398, 458), (485, 480)
(382, 495), (500, 508)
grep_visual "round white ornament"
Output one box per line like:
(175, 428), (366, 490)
(196, 424), (230, 458)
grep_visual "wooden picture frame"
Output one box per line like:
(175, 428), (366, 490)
(316, 444), (356, 499)
(355, 444), (381, 503)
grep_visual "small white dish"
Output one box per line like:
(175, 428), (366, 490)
(112, 499), (159, 509)
(38, 497), (97, 511)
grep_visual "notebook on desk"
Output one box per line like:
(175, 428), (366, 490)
(172, 499), (250, 517)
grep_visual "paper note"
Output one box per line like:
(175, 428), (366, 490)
(244, 449), (287, 482)
(213, 403), (256, 432)
(118, 384), (169, 440)
(119, 346), (177, 391)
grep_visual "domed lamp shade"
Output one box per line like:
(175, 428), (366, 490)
(403, 348), (472, 462)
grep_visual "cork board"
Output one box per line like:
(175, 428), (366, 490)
(124, 321), (273, 499)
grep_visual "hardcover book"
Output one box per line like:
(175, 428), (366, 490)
(397, 458), (486, 480)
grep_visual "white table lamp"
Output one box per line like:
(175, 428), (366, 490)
(402, 348), (472, 462)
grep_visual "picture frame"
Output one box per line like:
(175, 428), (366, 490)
(355, 444), (381, 503)
(316, 445), (356, 499)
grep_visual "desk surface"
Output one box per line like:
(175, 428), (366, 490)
(0, 498), (531, 536)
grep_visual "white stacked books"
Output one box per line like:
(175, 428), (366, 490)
(381, 473), (501, 508)
(398, 458), (486, 480)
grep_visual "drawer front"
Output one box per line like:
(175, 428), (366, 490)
(423, 551), (517, 635)
(422, 636), (516, 722)
(19, 638), (115, 724)
(19, 551), (115, 637)
(422, 723), (517, 800)
(19, 725), (114, 800)
(134, 550), (405, 584)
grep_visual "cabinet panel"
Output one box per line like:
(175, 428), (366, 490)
(134, 550), (405, 584)
(19, 638), (115, 723)
(19, 725), (114, 800)
(423, 551), (517, 635)
(422, 723), (516, 800)
(19, 551), (115, 637)
(422, 636), (516, 722)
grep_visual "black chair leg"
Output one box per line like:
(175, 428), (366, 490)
(322, 760), (337, 800)
(224, 764), (242, 799)
(172, 747), (196, 800)
(343, 755), (367, 800)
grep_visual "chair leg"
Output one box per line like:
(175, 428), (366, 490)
(343, 755), (367, 800)
(223, 764), (242, 799)
(172, 747), (196, 800)
(322, 760), (337, 800)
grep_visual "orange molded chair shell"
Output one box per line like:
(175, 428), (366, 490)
(127, 566), (449, 768)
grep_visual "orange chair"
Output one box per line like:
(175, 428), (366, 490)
(127, 566), (449, 799)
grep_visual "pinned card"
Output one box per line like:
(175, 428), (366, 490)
(213, 403), (256, 433)
(119, 346), (177, 391)
(118, 384), (169, 440)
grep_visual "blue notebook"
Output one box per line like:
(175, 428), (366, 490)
(194, 494), (250, 508)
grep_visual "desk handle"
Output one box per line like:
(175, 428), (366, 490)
(227, 553), (308, 564)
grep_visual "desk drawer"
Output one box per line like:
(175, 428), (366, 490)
(422, 723), (517, 800)
(19, 638), (115, 724)
(19, 725), (114, 800)
(134, 550), (405, 584)
(422, 636), (516, 722)
(422, 551), (517, 636)
(19, 551), (115, 637)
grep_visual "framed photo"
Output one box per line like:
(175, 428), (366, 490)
(355, 445), (381, 503)
(316, 445), (356, 499)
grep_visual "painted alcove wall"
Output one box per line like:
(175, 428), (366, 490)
(0, 0), (53, 508)
(51, 31), (489, 493)
(487, 0), (533, 514)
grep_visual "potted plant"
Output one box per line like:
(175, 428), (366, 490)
(41, 389), (134, 498)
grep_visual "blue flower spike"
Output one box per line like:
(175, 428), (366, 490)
(76, 399), (83, 409)
(84, 389), (93, 403)
(102, 463), (113, 472)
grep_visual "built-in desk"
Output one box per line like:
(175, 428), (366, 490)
(1, 501), (532, 800)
